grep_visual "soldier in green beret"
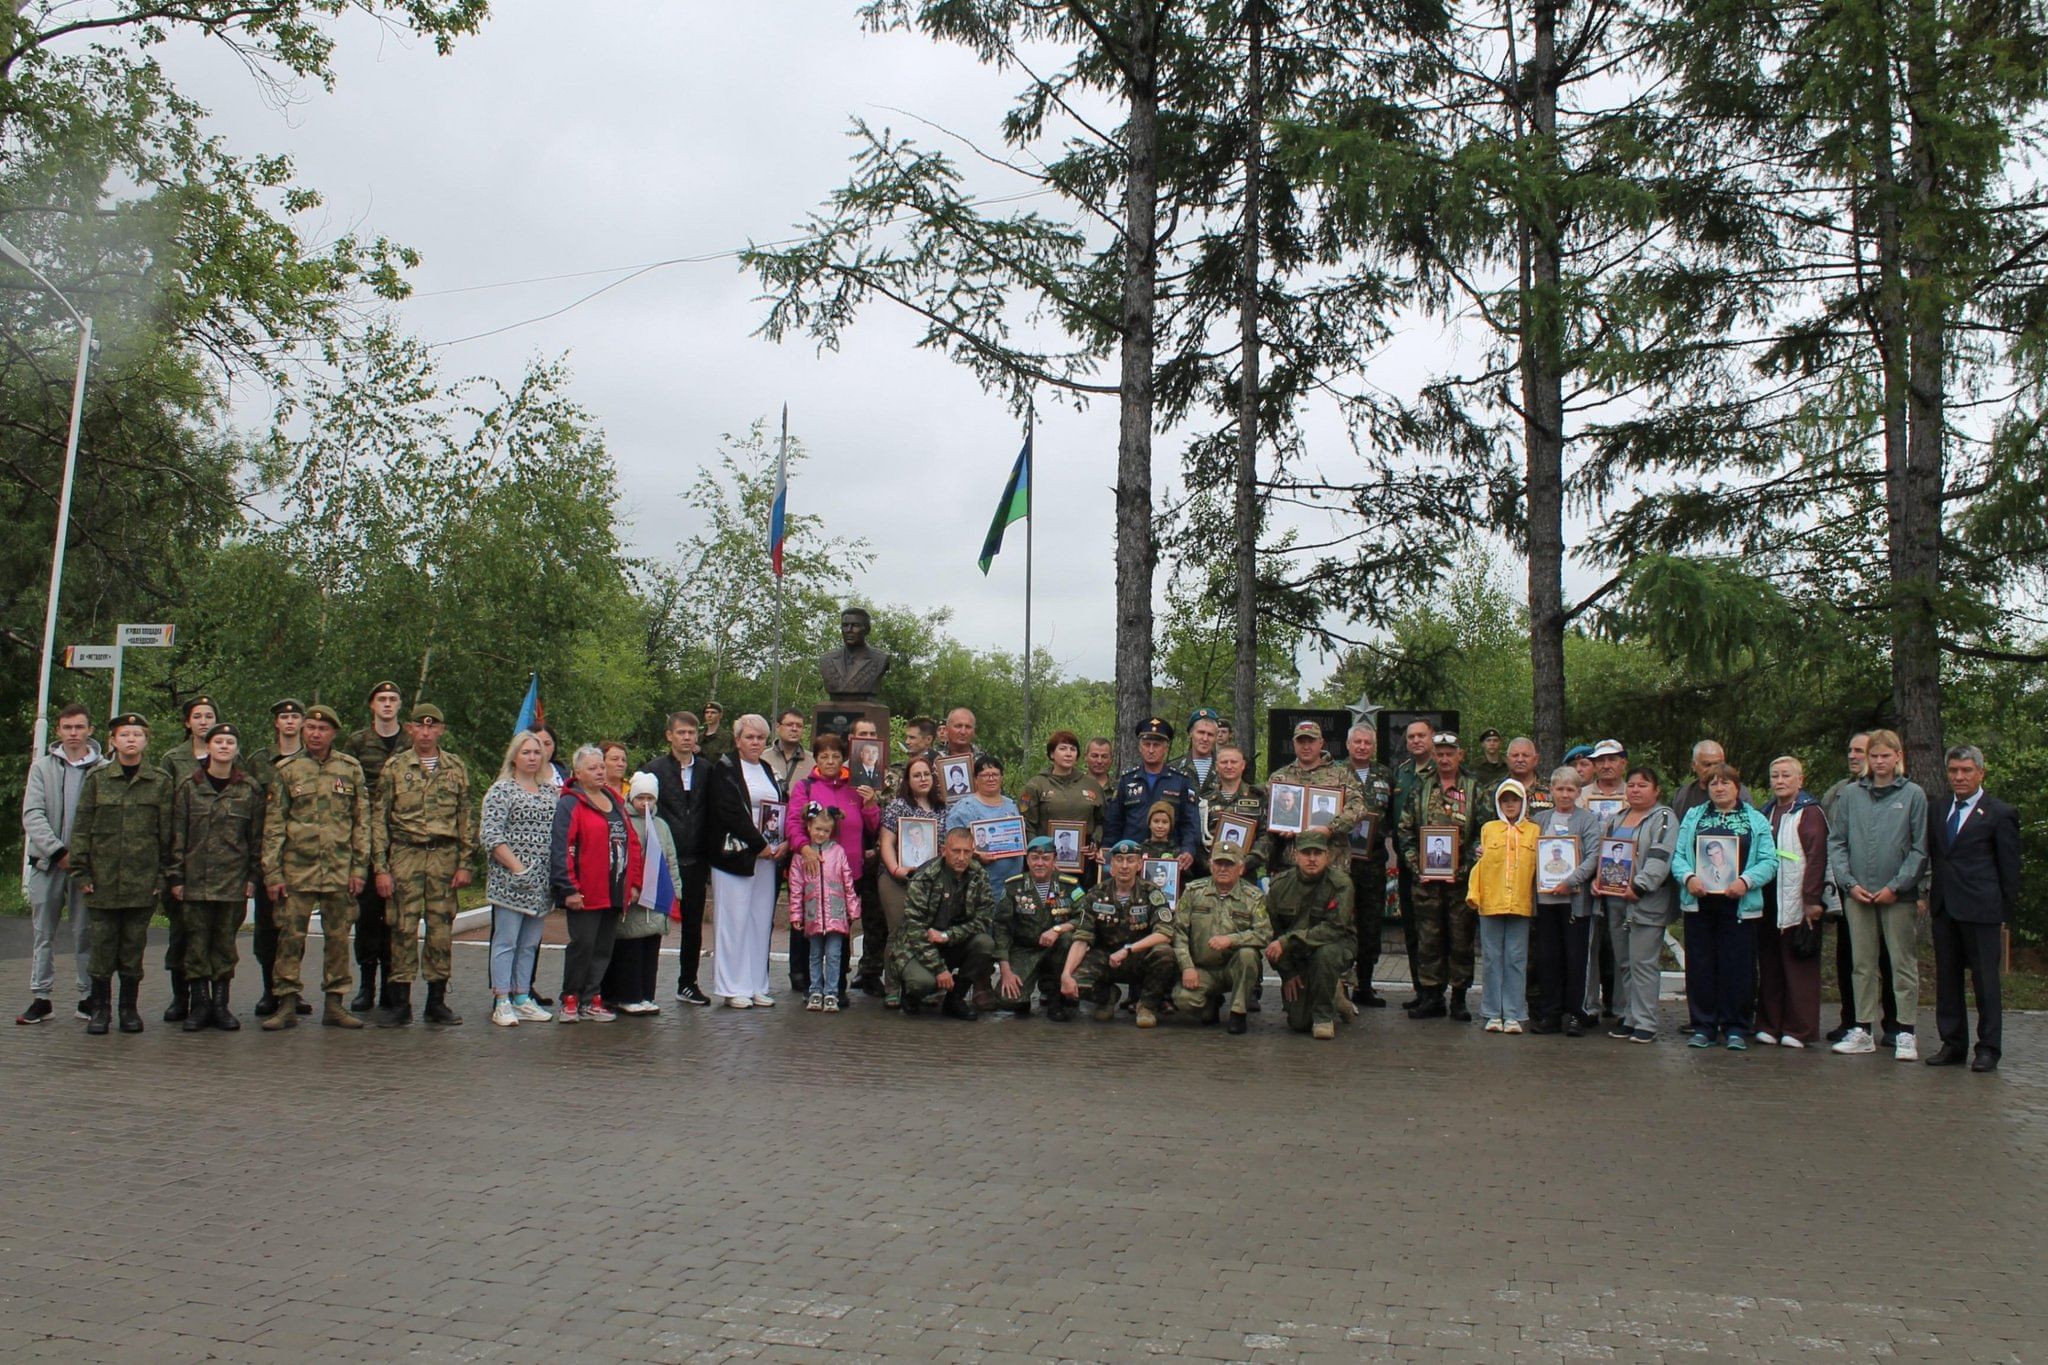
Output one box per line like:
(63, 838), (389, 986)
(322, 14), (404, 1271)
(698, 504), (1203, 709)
(992, 836), (1087, 1019)
(1169, 844), (1271, 1033)
(345, 680), (405, 1012)
(1264, 831), (1356, 1039)
(1061, 840), (1177, 1027)
(71, 714), (173, 1035)
(262, 704), (369, 1030)
(371, 703), (475, 1026)
(168, 722), (263, 1030)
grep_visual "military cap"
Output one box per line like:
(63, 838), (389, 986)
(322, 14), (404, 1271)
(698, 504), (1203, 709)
(702, 699), (723, 713)
(1432, 730), (1460, 747)
(107, 712), (149, 733)
(1562, 743), (1594, 763)
(1135, 716), (1174, 741)
(1293, 830), (1332, 853)
(1025, 835), (1057, 853)
(1292, 719), (1323, 739)
(1107, 838), (1144, 856)
(180, 694), (217, 719)
(1478, 727), (1502, 742)
(203, 723), (240, 744)
(1187, 707), (1221, 727)
(1590, 738), (1628, 758)
(1209, 843), (1244, 865)
(409, 703), (445, 724)
(270, 697), (304, 718)
(303, 703), (342, 728)
(367, 680), (402, 702)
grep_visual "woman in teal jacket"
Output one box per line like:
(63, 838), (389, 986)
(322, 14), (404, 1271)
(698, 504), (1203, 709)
(1671, 762), (1778, 1050)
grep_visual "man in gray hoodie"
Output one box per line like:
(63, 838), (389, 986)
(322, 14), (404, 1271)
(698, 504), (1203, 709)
(17, 704), (105, 1024)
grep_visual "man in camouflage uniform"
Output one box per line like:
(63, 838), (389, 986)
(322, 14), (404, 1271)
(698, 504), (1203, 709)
(157, 694), (223, 1023)
(1202, 743), (1267, 877)
(1471, 728), (1510, 790)
(70, 714), (172, 1036)
(247, 699), (307, 1018)
(1389, 717), (1437, 1006)
(898, 826), (996, 1020)
(262, 703), (368, 1030)
(371, 703), (475, 1027)
(1400, 731), (1485, 1021)
(1344, 723), (1397, 1008)
(1170, 844), (1271, 1032)
(344, 680), (406, 1012)
(1167, 707), (1224, 799)
(1254, 720), (1367, 873)
(1062, 839), (1177, 1027)
(1264, 831), (1356, 1040)
(992, 836), (1087, 1019)
(168, 722), (263, 1031)
(1486, 736), (1552, 816)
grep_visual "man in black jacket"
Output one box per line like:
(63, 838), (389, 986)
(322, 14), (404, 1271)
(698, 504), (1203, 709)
(641, 711), (712, 1006)
(1924, 744), (2022, 1072)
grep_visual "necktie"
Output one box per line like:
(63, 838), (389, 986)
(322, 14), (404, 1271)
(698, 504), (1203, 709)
(1947, 801), (1966, 846)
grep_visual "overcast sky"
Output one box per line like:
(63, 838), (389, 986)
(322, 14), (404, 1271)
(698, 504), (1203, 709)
(170, 2), (1499, 689)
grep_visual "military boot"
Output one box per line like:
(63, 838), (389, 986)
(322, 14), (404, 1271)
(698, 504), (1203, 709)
(323, 993), (364, 1029)
(253, 989), (279, 1019)
(85, 978), (112, 1036)
(941, 985), (979, 1021)
(423, 981), (462, 1026)
(261, 994), (300, 1030)
(162, 970), (188, 1023)
(348, 960), (377, 1014)
(182, 978), (212, 1033)
(1091, 987), (1117, 1023)
(377, 982), (413, 1028)
(117, 976), (144, 1033)
(212, 979), (241, 1032)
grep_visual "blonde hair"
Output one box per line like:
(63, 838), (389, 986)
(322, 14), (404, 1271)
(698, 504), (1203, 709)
(1866, 728), (1904, 755)
(499, 730), (548, 783)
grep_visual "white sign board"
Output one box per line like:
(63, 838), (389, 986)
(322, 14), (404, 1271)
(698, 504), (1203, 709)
(117, 623), (175, 647)
(64, 645), (120, 668)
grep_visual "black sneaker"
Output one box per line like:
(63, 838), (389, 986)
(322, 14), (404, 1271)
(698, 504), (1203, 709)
(675, 983), (711, 1007)
(1825, 1024), (1851, 1044)
(15, 997), (52, 1025)
(74, 997), (93, 1021)
(1608, 1023), (1634, 1039)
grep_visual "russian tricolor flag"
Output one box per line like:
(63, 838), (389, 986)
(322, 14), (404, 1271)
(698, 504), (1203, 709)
(638, 814), (678, 917)
(769, 404), (789, 577)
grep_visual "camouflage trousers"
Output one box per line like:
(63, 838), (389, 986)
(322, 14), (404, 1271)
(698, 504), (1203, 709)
(88, 904), (153, 978)
(996, 946), (1063, 1010)
(1411, 880), (1476, 995)
(180, 898), (243, 979)
(388, 842), (461, 984)
(1070, 943), (1176, 1009)
(899, 932), (995, 1005)
(1274, 940), (1354, 1030)
(1170, 946), (1264, 1018)
(275, 889), (356, 1001)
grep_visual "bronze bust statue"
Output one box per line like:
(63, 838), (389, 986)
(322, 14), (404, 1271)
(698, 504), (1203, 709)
(819, 607), (892, 702)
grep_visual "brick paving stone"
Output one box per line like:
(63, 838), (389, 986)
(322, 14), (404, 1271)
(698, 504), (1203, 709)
(2, 936), (2045, 1362)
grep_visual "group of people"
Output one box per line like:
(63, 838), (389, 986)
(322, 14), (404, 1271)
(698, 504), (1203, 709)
(14, 687), (2024, 1070)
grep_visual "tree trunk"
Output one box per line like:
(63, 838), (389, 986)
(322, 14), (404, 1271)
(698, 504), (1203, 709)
(1521, 0), (1567, 763)
(1114, 0), (1162, 771)
(1232, 0), (1263, 771)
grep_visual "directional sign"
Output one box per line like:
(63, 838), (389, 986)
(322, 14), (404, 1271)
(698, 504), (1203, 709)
(63, 645), (120, 669)
(117, 623), (175, 647)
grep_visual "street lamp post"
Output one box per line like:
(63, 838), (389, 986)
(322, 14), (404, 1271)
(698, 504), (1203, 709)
(0, 234), (95, 767)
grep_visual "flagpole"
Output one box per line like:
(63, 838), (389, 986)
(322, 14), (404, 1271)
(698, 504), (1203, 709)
(771, 403), (789, 721)
(1023, 401), (1034, 760)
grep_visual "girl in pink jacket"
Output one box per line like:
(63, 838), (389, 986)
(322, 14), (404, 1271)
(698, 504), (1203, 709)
(789, 805), (861, 1012)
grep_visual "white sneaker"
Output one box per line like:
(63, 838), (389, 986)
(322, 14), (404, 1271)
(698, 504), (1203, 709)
(1832, 1026), (1875, 1055)
(1484, 1018), (1503, 1032)
(513, 999), (552, 1022)
(1755, 1031), (1778, 1046)
(805, 993), (824, 1011)
(1894, 1031), (1919, 1061)
(491, 999), (519, 1027)
(1780, 1035), (1806, 1050)
(726, 996), (753, 1009)
(1503, 1019), (1523, 1035)
(752, 994), (777, 1008)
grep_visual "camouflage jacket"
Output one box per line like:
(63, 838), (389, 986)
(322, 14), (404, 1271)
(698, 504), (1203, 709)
(371, 748), (477, 871)
(170, 767), (264, 901)
(1398, 771), (1485, 879)
(1265, 865), (1355, 952)
(1171, 877), (1272, 971)
(1073, 879), (1175, 953)
(1254, 756), (1367, 870)
(69, 762), (173, 908)
(263, 749), (369, 893)
(899, 859), (994, 977)
(345, 726), (408, 795)
(1347, 761), (1396, 861)
(992, 871), (1087, 961)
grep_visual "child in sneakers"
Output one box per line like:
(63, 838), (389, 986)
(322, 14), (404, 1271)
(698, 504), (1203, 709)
(789, 803), (861, 1012)
(1467, 779), (1539, 1033)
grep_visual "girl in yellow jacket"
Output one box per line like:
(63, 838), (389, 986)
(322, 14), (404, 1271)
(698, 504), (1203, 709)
(1467, 779), (1539, 1032)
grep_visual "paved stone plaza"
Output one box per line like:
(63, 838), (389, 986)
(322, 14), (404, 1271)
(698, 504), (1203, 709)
(3, 932), (2044, 1363)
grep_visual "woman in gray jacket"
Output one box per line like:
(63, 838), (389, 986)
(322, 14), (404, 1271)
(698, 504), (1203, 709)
(1597, 766), (1679, 1043)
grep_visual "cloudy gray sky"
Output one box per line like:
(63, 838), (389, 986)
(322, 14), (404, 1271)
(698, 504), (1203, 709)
(172, 2), (1481, 687)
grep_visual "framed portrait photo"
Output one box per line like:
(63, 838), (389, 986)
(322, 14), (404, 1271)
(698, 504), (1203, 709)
(850, 738), (887, 790)
(1267, 781), (1307, 836)
(1347, 811), (1381, 855)
(1143, 858), (1181, 902)
(1419, 825), (1461, 883)
(896, 815), (939, 871)
(1537, 834), (1580, 895)
(1594, 837), (1636, 897)
(972, 815), (1026, 858)
(1583, 794), (1625, 823)
(756, 800), (788, 845)
(1306, 786), (1344, 830)
(1049, 819), (1087, 873)
(1214, 812), (1257, 860)
(936, 753), (975, 802)
(1694, 833), (1741, 896)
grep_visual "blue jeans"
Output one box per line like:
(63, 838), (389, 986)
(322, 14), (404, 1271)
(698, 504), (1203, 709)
(489, 907), (546, 995)
(807, 932), (845, 997)
(1478, 915), (1530, 1023)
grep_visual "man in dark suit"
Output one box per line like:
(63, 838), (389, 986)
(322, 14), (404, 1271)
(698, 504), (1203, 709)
(641, 711), (712, 1007)
(1925, 744), (2021, 1072)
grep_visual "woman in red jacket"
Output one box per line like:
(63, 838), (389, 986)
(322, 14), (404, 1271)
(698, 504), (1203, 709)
(549, 744), (642, 1022)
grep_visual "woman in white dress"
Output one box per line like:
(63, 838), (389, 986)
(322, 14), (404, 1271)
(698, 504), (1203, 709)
(706, 713), (786, 1007)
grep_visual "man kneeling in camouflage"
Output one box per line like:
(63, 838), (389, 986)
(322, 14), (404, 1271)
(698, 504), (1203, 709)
(898, 826), (996, 1020)
(1061, 840), (1176, 1027)
(993, 836), (1086, 1019)
(1263, 831), (1356, 1040)
(1170, 844), (1271, 1034)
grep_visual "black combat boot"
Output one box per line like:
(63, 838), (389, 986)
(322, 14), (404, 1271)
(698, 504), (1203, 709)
(212, 979), (240, 1031)
(1407, 993), (1447, 1020)
(941, 984), (979, 1021)
(117, 975), (144, 1033)
(377, 982), (413, 1028)
(349, 960), (377, 1014)
(253, 989), (279, 1018)
(163, 970), (188, 1023)
(182, 978), (212, 1032)
(423, 980), (462, 1026)
(86, 978), (112, 1035)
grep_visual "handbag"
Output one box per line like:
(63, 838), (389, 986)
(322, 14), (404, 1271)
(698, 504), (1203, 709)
(1786, 918), (1824, 961)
